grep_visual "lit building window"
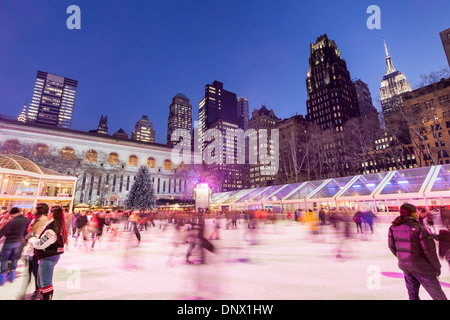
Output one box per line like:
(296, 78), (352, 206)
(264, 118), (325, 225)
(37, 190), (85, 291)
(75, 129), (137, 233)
(128, 155), (138, 167)
(108, 152), (119, 165)
(147, 157), (156, 168)
(33, 144), (49, 158)
(61, 146), (74, 159)
(164, 159), (172, 170)
(85, 150), (98, 162)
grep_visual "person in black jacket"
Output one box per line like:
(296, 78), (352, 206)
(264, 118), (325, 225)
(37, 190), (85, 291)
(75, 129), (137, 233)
(0, 207), (30, 285)
(388, 203), (447, 300)
(74, 211), (88, 245)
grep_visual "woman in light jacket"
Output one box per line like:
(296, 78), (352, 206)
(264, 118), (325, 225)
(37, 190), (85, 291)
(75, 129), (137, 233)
(29, 206), (68, 300)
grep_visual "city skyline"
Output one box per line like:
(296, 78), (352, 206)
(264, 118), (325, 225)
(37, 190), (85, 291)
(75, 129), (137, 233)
(0, 1), (449, 144)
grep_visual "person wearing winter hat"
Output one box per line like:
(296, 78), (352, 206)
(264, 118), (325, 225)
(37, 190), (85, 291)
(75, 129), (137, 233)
(0, 207), (30, 285)
(388, 203), (447, 300)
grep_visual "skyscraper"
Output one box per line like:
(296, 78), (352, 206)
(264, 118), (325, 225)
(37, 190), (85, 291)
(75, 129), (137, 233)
(207, 119), (244, 192)
(131, 115), (156, 143)
(26, 70), (78, 128)
(248, 105), (280, 188)
(198, 80), (238, 150)
(352, 79), (378, 118)
(379, 39), (412, 116)
(237, 97), (249, 131)
(305, 34), (360, 179)
(306, 34), (359, 131)
(198, 80), (243, 192)
(440, 28), (450, 67)
(167, 93), (192, 148)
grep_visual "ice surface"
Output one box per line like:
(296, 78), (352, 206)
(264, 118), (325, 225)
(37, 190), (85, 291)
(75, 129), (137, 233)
(1, 217), (449, 300)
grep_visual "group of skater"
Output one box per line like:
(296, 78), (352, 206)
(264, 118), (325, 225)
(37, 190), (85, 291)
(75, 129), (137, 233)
(65, 210), (158, 248)
(0, 203), (67, 300)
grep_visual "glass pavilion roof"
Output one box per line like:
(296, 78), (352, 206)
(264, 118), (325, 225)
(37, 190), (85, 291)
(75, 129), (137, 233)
(0, 154), (72, 177)
(210, 165), (450, 206)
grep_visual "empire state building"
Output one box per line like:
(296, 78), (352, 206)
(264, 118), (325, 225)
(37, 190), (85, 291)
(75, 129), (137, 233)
(379, 39), (412, 116)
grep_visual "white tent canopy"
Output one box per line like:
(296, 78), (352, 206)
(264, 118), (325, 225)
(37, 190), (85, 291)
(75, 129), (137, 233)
(210, 165), (450, 213)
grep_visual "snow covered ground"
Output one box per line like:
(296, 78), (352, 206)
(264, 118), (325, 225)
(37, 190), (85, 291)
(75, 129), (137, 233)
(1, 217), (449, 300)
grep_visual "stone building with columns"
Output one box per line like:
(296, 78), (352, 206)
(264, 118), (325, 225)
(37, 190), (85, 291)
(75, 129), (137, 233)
(0, 117), (200, 207)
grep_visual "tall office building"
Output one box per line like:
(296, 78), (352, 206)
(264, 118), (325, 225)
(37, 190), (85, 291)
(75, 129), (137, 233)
(352, 79), (378, 118)
(379, 39), (412, 116)
(440, 28), (450, 67)
(247, 105), (280, 188)
(237, 97), (249, 131)
(373, 39), (415, 173)
(198, 80), (238, 150)
(167, 93), (192, 148)
(198, 80), (243, 192)
(26, 71), (78, 128)
(207, 119), (244, 192)
(305, 34), (360, 179)
(131, 115), (156, 143)
(306, 34), (359, 131)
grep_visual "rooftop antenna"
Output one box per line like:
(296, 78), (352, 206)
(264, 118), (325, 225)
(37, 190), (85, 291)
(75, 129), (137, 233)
(383, 37), (390, 57)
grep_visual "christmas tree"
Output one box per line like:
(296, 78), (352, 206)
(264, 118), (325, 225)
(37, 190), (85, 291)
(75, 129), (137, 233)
(124, 165), (157, 211)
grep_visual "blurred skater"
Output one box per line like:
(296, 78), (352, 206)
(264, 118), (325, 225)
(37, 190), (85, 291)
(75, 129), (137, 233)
(209, 217), (220, 240)
(166, 216), (187, 266)
(435, 226), (450, 269)
(186, 214), (214, 264)
(64, 209), (73, 238)
(388, 203), (447, 300)
(90, 212), (109, 250)
(335, 214), (352, 259)
(129, 211), (141, 244)
(244, 211), (258, 245)
(0, 208), (29, 285)
(353, 211), (364, 233)
(441, 206), (450, 229)
(107, 212), (119, 240)
(74, 211), (88, 247)
(363, 210), (376, 233)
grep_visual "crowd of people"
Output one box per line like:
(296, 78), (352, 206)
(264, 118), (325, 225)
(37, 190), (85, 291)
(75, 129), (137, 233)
(0, 203), (67, 300)
(1, 203), (450, 300)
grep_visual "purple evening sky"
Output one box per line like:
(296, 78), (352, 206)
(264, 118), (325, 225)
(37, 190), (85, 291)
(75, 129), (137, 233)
(0, 0), (449, 143)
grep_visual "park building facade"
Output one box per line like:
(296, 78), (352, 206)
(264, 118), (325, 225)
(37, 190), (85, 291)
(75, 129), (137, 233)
(0, 117), (200, 207)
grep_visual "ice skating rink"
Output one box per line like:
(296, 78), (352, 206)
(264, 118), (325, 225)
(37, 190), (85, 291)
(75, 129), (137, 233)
(1, 217), (449, 300)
